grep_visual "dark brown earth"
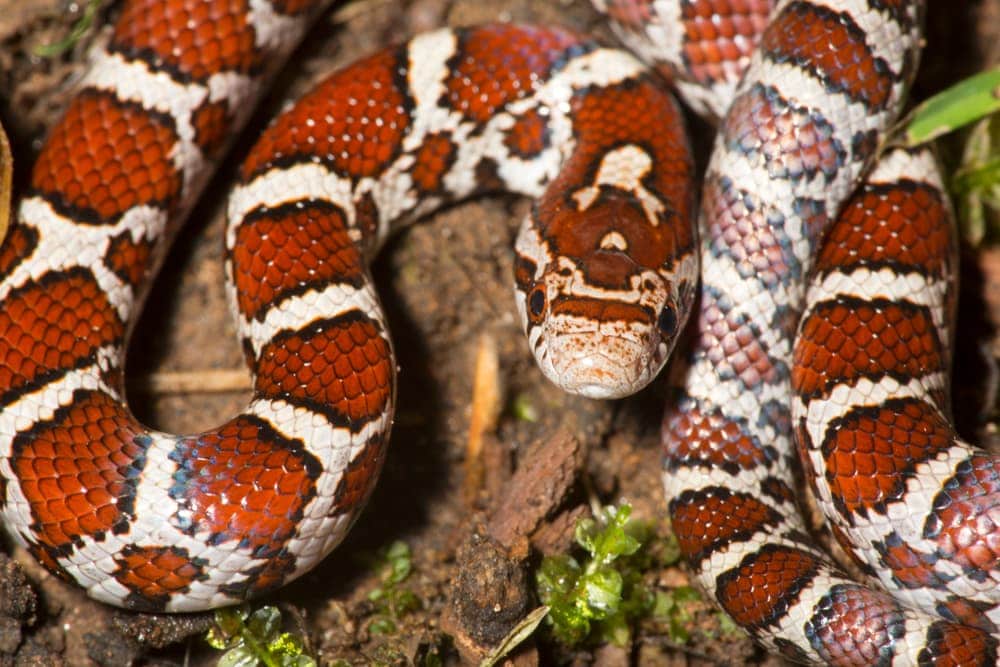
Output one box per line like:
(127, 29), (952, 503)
(0, 0), (997, 665)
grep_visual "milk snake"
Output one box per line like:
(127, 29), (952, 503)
(0, 0), (996, 663)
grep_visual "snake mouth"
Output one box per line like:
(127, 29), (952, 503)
(543, 332), (657, 399)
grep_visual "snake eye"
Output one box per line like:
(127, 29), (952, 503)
(657, 304), (677, 337)
(528, 285), (547, 322)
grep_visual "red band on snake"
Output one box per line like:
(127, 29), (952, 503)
(2, 0), (999, 664)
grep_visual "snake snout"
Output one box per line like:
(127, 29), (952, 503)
(543, 332), (655, 400)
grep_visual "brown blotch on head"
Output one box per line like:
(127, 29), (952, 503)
(549, 296), (653, 327)
(513, 253), (537, 291)
(544, 191), (683, 290)
(535, 78), (693, 291)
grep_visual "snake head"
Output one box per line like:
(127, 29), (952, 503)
(514, 218), (697, 399)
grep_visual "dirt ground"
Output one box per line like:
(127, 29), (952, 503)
(0, 0), (997, 665)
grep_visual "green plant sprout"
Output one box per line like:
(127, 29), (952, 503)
(896, 66), (1000, 244)
(901, 67), (1000, 147)
(34, 0), (102, 58)
(365, 540), (421, 635)
(206, 605), (315, 667)
(510, 393), (539, 422)
(954, 113), (1000, 244)
(650, 585), (702, 644)
(535, 504), (660, 646)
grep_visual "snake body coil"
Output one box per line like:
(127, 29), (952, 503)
(2, 0), (999, 664)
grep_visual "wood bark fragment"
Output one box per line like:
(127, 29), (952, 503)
(444, 428), (586, 664)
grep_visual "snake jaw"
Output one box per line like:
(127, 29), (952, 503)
(542, 330), (661, 399)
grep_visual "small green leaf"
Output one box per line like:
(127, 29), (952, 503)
(652, 586), (712, 644)
(546, 600), (590, 645)
(955, 113), (1000, 244)
(659, 531), (682, 567)
(277, 655), (316, 667)
(574, 517), (598, 555)
(582, 568), (623, 614)
(206, 605), (315, 666)
(536, 555), (580, 599)
(600, 614), (631, 647)
(205, 627), (230, 650)
(667, 615), (691, 643)
(391, 588), (422, 615)
(903, 67), (1000, 146)
(385, 540), (412, 584)
(218, 646), (260, 667)
(268, 631), (305, 657)
(210, 606), (250, 648)
(604, 525), (641, 563)
(247, 606), (281, 643)
(716, 612), (744, 639)
(362, 540), (420, 635)
(536, 503), (672, 648)
(510, 393), (538, 422)
(33, 0), (102, 58)
(665, 586), (700, 605)
(369, 617), (397, 635)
